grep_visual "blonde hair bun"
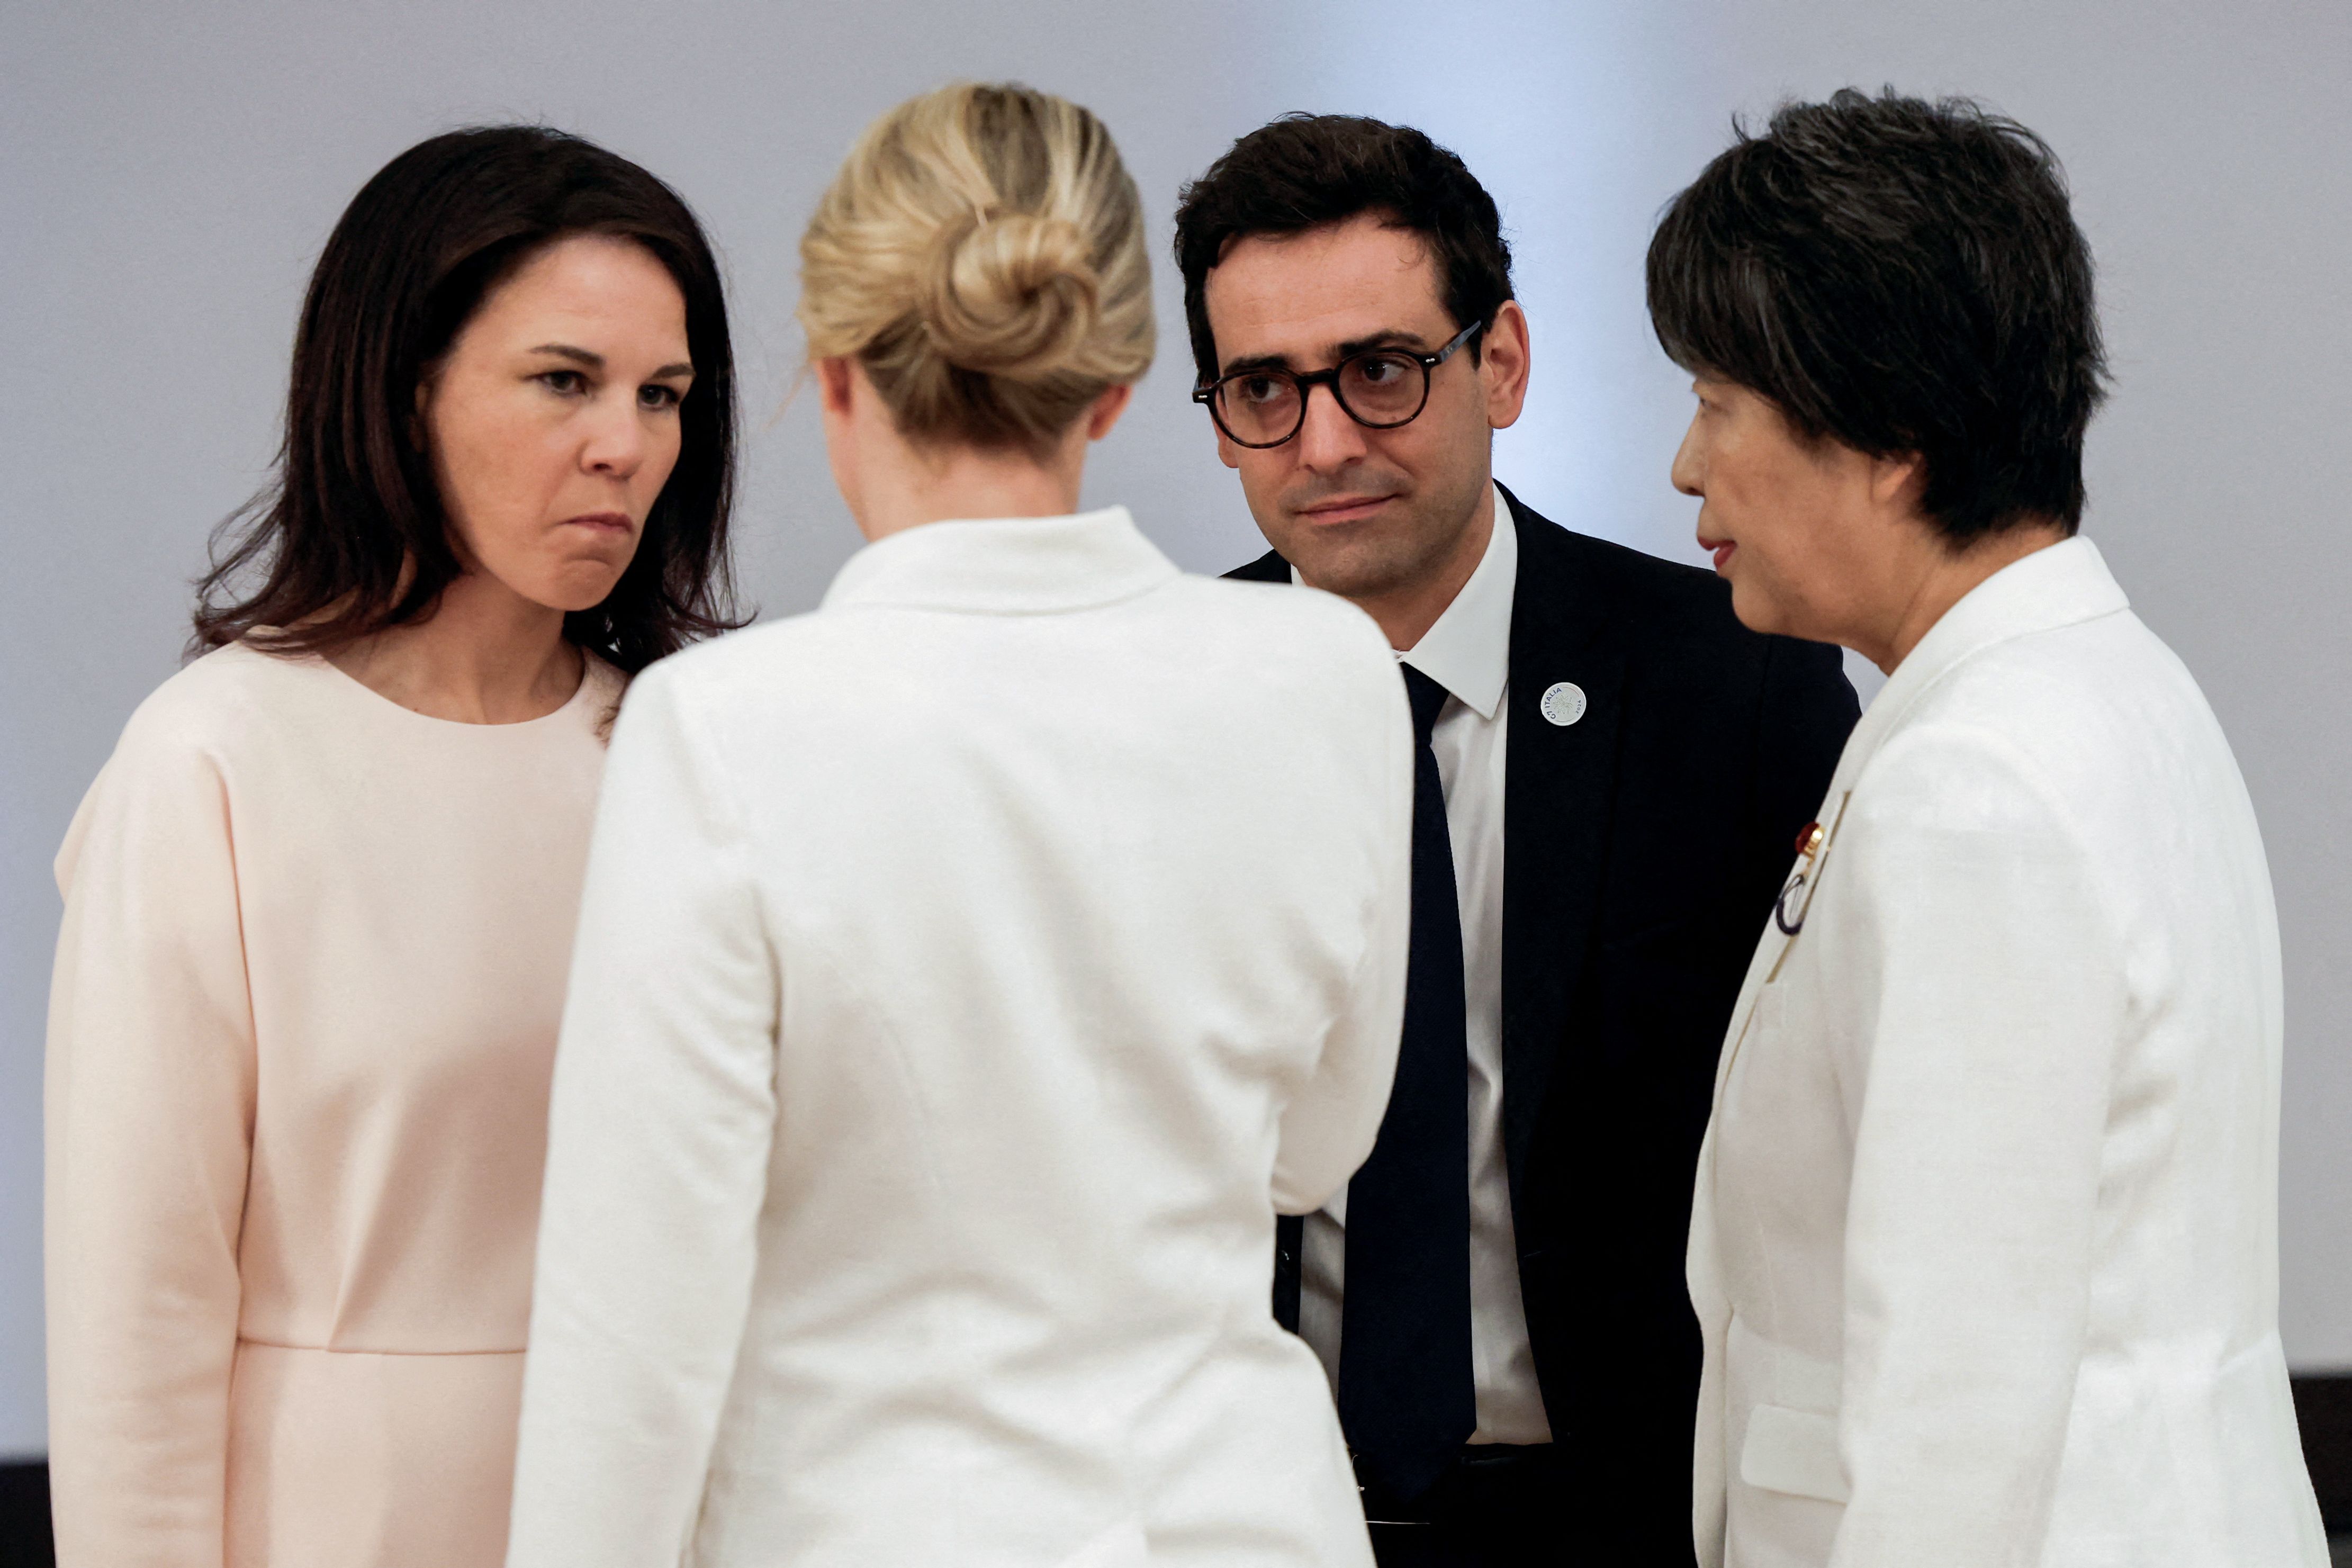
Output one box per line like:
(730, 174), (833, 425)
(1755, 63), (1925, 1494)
(799, 83), (1154, 454)
(921, 210), (1101, 380)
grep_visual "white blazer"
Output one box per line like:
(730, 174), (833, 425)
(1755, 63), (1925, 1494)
(504, 508), (1411, 1568)
(1687, 538), (2328, 1568)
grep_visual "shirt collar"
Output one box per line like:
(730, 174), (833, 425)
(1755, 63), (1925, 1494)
(1398, 483), (1516, 720)
(1288, 484), (1516, 718)
(1824, 534), (2129, 797)
(821, 507), (1179, 617)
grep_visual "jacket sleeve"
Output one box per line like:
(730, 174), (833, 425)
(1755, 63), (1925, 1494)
(1269, 657), (1413, 1216)
(505, 664), (780, 1568)
(45, 714), (255, 1567)
(1825, 725), (2119, 1567)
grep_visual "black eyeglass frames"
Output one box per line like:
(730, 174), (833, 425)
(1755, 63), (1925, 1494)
(1191, 321), (1484, 449)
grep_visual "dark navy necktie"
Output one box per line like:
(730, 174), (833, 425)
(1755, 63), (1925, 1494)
(1337, 664), (1476, 1502)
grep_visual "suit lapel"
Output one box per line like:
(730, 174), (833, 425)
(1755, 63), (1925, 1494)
(1224, 549), (1291, 584)
(1497, 490), (1625, 1201)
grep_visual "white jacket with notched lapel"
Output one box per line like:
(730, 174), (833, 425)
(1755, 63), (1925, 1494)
(1687, 538), (2328, 1568)
(503, 508), (1410, 1568)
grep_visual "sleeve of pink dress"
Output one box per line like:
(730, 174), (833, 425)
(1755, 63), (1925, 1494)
(45, 702), (257, 1567)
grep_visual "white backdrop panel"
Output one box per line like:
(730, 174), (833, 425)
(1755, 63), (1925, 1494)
(3, 0), (2344, 1456)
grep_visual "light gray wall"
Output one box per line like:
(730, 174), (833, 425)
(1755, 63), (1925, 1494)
(2, 0), (2344, 1456)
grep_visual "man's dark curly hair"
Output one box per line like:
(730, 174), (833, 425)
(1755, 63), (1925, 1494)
(1173, 114), (1514, 386)
(1647, 88), (2108, 543)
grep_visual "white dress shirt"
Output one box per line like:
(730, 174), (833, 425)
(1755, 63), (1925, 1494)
(1687, 538), (2328, 1567)
(507, 508), (1414, 1568)
(1294, 484), (1553, 1446)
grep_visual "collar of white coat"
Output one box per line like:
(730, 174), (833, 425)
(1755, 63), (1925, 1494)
(1288, 481), (1516, 720)
(1818, 535), (2129, 799)
(1703, 536), (2132, 1114)
(819, 506), (1179, 616)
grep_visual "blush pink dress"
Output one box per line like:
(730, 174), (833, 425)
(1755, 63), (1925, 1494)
(44, 641), (624, 1567)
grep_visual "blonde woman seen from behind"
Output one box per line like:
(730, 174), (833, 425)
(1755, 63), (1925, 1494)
(505, 84), (1410, 1568)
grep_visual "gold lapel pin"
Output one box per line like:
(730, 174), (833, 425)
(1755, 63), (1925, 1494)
(1768, 794), (1851, 975)
(1773, 823), (1825, 936)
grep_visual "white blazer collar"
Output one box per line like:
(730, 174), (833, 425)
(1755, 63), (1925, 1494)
(1825, 535), (2129, 798)
(1708, 536), (2133, 1035)
(821, 507), (1178, 617)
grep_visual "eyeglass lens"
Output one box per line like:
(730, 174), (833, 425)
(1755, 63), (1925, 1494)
(1215, 350), (1430, 446)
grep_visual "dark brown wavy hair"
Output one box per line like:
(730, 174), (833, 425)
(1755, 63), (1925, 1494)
(193, 125), (743, 673)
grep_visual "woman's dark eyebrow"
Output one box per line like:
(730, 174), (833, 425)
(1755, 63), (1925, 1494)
(528, 343), (693, 380)
(1216, 330), (1431, 379)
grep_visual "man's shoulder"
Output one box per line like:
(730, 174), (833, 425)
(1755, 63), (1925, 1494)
(1503, 490), (1853, 735)
(1214, 506), (1724, 607)
(1504, 490), (1731, 635)
(1215, 492), (1833, 674)
(1216, 505), (1734, 614)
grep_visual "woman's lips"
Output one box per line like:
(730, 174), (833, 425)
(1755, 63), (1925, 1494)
(1702, 538), (1735, 571)
(563, 511), (634, 535)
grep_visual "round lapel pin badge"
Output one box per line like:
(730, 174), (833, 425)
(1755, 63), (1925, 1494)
(1539, 681), (1587, 726)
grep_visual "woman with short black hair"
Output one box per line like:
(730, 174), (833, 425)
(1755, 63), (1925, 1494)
(44, 124), (739, 1566)
(1653, 90), (2328, 1568)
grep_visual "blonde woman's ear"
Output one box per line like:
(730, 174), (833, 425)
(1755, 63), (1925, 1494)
(815, 356), (859, 418)
(1084, 383), (1133, 442)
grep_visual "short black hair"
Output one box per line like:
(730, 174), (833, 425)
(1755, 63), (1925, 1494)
(1173, 114), (1512, 386)
(1647, 88), (2107, 543)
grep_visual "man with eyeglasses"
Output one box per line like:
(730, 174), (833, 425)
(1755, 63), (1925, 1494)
(1173, 115), (1859, 1566)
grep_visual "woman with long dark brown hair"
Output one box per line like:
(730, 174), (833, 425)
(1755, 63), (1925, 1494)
(43, 125), (739, 1567)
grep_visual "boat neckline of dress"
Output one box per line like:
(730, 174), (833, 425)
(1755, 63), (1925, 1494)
(255, 639), (614, 733)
